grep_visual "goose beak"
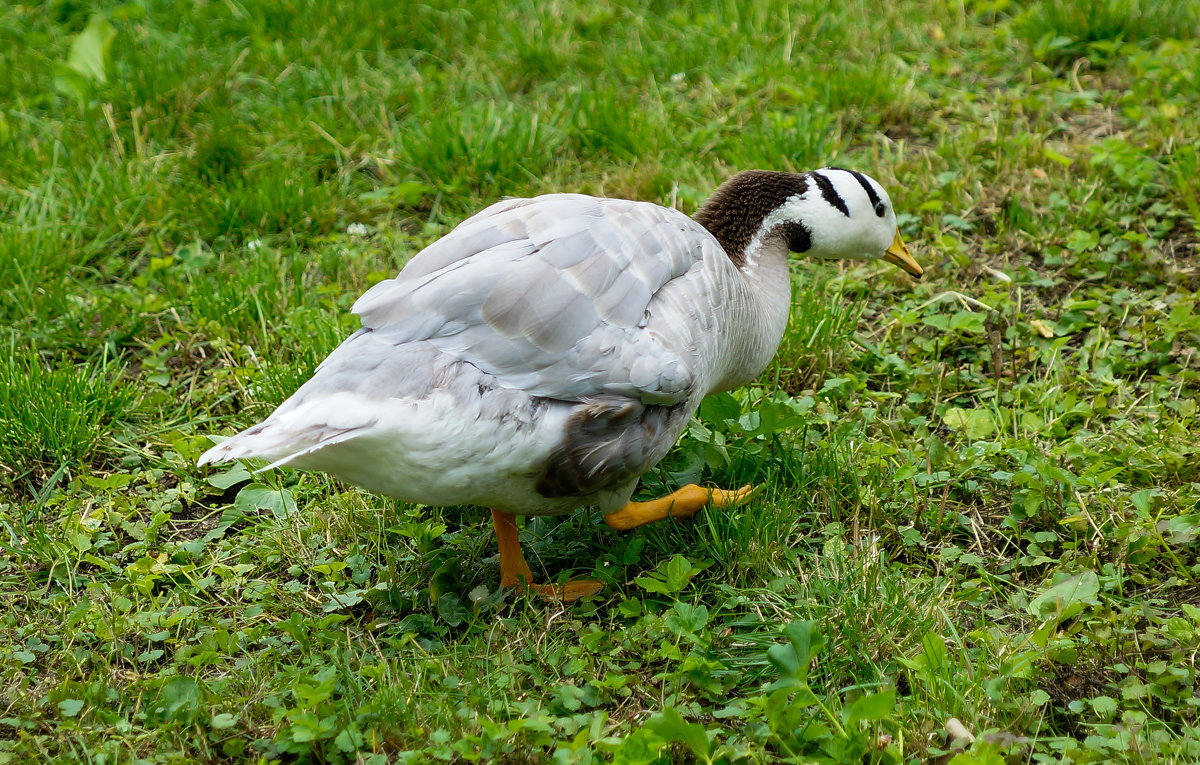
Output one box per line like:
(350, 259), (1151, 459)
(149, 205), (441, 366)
(883, 230), (922, 278)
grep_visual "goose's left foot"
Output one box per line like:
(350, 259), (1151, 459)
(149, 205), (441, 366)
(603, 483), (756, 531)
(525, 579), (605, 602)
(491, 508), (603, 602)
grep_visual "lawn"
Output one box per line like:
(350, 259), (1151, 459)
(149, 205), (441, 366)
(2, 0), (1199, 762)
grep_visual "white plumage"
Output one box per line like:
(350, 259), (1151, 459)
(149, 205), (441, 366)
(199, 168), (921, 598)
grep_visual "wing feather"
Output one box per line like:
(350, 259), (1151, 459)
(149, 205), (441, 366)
(350, 193), (725, 404)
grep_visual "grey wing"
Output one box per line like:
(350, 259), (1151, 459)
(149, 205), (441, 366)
(351, 193), (720, 404)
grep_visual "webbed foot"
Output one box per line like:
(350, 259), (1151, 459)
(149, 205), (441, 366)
(602, 483), (757, 531)
(491, 508), (603, 601)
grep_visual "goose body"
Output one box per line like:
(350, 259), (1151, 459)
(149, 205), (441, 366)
(199, 168), (921, 598)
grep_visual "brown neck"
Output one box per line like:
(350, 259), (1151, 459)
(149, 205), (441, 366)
(693, 171), (810, 267)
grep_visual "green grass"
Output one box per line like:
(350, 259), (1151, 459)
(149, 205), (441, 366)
(2, 0), (1200, 762)
(1017, 0), (1198, 65)
(0, 347), (136, 493)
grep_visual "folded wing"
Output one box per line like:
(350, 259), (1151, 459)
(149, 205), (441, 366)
(351, 193), (721, 405)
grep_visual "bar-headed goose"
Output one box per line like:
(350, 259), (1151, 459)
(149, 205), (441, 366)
(200, 168), (922, 600)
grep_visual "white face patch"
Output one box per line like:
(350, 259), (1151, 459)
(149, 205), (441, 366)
(742, 170), (897, 267)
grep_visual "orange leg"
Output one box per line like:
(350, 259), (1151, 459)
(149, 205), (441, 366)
(491, 508), (534, 588)
(490, 508), (603, 602)
(489, 484), (754, 602)
(603, 484), (756, 531)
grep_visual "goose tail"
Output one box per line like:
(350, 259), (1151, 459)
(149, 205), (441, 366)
(197, 420), (363, 471)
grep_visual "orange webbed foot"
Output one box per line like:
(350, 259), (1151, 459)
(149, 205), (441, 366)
(602, 483), (758, 531)
(524, 579), (605, 602)
(491, 508), (604, 601)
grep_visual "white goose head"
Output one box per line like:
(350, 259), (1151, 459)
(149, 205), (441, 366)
(693, 168), (922, 277)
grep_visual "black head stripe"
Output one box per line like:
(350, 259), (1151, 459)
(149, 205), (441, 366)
(811, 171), (850, 217)
(843, 168), (886, 217)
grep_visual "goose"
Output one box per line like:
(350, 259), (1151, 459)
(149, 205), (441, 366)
(199, 168), (922, 601)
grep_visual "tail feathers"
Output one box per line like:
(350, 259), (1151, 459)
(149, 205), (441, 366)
(197, 421), (364, 471)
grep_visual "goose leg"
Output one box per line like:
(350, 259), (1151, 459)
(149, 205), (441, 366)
(490, 508), (604, 602)
(603, 484), (755, 531)
(491, 508), (534, 587)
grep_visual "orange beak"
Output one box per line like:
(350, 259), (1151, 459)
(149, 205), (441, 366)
(883, 230), (922, 278)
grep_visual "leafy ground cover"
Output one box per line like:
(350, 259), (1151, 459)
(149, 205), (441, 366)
(2, 0), (1199, 762)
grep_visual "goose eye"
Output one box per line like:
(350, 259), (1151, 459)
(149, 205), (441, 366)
(874, 202), (886, 217)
